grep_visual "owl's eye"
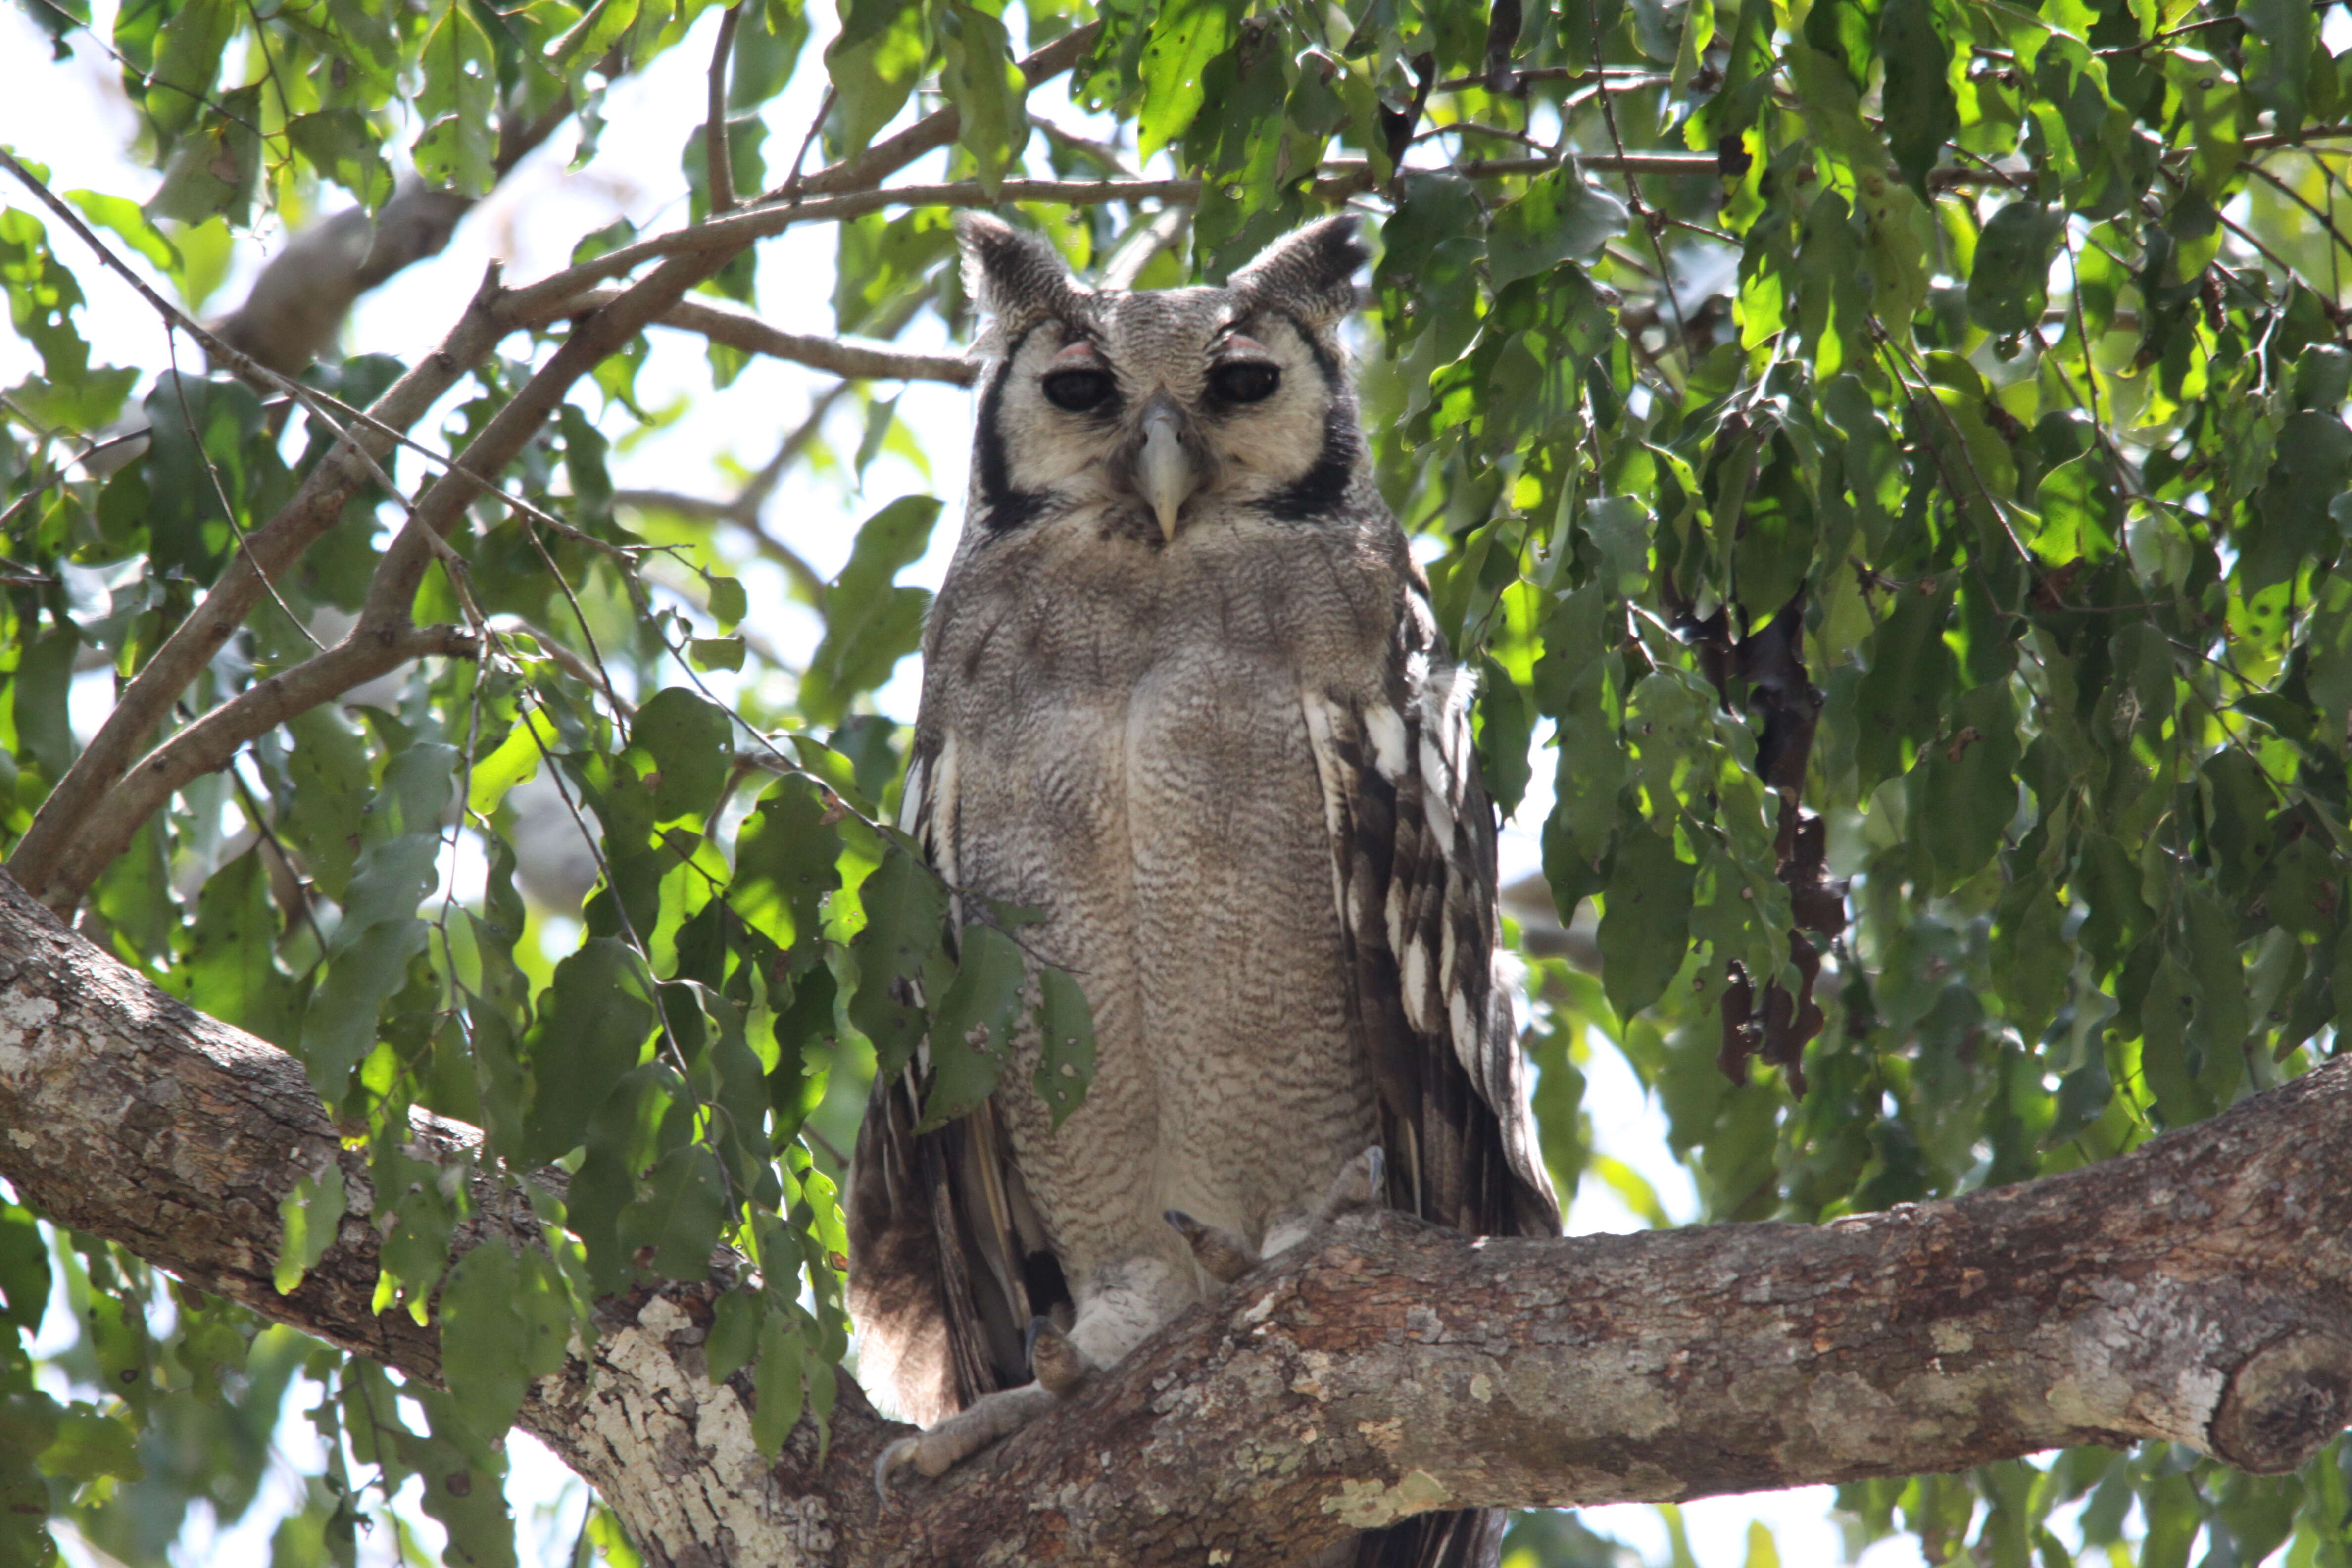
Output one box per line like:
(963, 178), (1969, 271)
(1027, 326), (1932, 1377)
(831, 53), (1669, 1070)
(1208, 362), (1282, 405)
(1042, 369), (1117, 412)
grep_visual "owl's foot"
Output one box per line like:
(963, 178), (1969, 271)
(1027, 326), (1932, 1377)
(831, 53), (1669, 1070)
(1164, 1208), (1259, 1282)
(1314, 1144), (1385, 1221)
(872, 1319), (1099, 1501)
(1026, 1316), (1094, 1396)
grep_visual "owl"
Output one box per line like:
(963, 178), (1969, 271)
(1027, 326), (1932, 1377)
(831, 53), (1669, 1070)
(847, 212), (1561, 1568)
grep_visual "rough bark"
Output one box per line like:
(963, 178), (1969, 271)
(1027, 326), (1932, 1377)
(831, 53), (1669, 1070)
(1, 870), (2348, 1563)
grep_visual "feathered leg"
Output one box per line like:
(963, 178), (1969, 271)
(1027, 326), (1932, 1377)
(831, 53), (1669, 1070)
(874, 1318), (1097, 1496)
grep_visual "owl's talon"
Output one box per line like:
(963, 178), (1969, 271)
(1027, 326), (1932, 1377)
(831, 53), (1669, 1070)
(874, 1436), (920, 1503)
(1165, 1208), (1261, 1283)
(1026, 1316), (1094, 1395)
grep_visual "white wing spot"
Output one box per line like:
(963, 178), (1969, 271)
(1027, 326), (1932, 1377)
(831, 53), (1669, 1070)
(1365, 704), (1409, 779)
(1401, 940), (1434, 1031)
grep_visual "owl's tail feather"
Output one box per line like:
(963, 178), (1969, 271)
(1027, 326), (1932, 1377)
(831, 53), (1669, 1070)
(1356, 1506), (1507, 1568)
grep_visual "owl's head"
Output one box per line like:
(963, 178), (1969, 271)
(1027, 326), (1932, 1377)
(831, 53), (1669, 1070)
(957, 213), (1371, 547)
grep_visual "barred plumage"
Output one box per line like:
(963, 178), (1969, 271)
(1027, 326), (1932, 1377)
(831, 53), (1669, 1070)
(847, 212), (1558, 1568)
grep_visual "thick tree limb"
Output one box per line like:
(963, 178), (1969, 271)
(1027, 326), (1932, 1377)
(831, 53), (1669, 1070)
(0, 871), (2347, 1566)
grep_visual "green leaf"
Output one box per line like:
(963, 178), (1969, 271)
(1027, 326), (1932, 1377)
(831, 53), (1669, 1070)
(749, 1308), (804, 1455)
(689, 636), (747, 671)
(63, 190), (178, 271)
(146, 0), (234, 137)
(631, 687), (734, 822)
(1990, 872), (2067, 1046)
(703, 570), (748, 630)
(1136, 0), (1246, 159)
(919, 922), (1026, 1130)
(824, 0), (925, 157)
(2239, 0), (2314, 135)
(1474, 655), (1534, 816)
(520, 942), (657, 1163)
(282, 705), (372, 901)
(162, 848), (297, 1046)
(9, 628), (76, 784)
(1486, 167), (1629, 286)
(940, 1), (1028, 198)
(733, 774), (843, 952)
(616, 1143), (728, 1281)
(705, 1288), (762, 1385)
(37, 1407), (142, 1483)
(148, 87), (263, 225)
(1967, 201), (2063, 336)
(1907, 681), (2021, 885)
(468, 707), (556, 819)
(414, 0), (498, 195)
(298, 831), (438, 1100)
(558, 403), (615, 529)
(1030, 965), (1096, 1129)
(0, 1204), (49, 1336)
(440, 1242), (534, 1440)
(847, 846), (949, 1076)
(801, 494), (940, 726)
(2137, 952), (2210, 1127)
(283, 111), (396, 210)
(1598, 820), (1696, 1020)
(2029, 452), (2120, 565)
(2181, 886), (2248, 1101)
(2244, 410), (2352, 596)
(1853, 586), (1954, 796)
(274, 1162), (349, 1295)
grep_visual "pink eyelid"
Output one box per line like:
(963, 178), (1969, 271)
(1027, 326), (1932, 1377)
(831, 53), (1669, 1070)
(1048, 342), (1104, 366)
(1222, 334), (1270, 356)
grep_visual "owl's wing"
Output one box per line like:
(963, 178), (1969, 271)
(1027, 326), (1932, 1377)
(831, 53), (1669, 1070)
(844, 737), (1056, 1423)
(1303, 586), (1563, 1242)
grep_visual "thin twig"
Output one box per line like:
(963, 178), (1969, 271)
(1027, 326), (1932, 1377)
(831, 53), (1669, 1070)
(705, 4), (744, 215)
(1408, 120), (1549, 153)
(161, 338), (323, 651)
(1586, 0), (1689, 350)
(1101, 208), (1191, 290)
(2242, 161), (2352, 271)
(1431, 62), (1668, 93)
(1030, 115), (1137, 176)
(776, 86), (837, 203)
(489, 616), (634, 718)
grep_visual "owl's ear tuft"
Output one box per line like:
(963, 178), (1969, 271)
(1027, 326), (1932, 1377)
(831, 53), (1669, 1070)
(959, 213), (1081, 336)
(1231, 215), (1368, 326)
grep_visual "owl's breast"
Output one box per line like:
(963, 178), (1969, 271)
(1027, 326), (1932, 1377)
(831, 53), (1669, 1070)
(923, 522), (1392, 1278)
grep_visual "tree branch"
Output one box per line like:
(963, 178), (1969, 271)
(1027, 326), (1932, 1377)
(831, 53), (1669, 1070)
(522, 288), (977, 384)
(212, 88), (583, 375)
(0, 872), (2347, 1567)
(705, 4), (745, 217)
(32, 623), (481, 906)
(759, 22), (1103, 204)
(5, 266), (513, 908)
(11, 27), (1099, 913)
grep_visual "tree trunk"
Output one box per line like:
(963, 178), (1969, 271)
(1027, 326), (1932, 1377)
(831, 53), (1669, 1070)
(0, 868), (2345, 1566)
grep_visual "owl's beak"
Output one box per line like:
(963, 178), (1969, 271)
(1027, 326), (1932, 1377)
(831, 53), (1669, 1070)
(1135, 397), (1197, 542)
